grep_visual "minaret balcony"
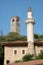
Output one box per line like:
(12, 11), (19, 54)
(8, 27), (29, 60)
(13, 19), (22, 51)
(26, 18), (35, 24)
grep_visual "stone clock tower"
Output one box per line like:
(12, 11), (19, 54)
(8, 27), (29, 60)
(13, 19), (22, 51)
(10, 16), (20, 34)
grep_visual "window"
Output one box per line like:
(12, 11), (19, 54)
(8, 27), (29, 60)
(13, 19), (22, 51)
(22, 50), (25, 54)
(12, 19), (15, 22)
(14, 50), (17, 54)
(6, 60), (10, 64)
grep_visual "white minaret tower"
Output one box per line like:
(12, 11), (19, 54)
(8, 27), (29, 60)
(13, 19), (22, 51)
(26, 7), (35, 55)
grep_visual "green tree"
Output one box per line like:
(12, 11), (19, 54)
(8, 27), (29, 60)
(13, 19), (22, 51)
(34, 34), (39, 39)
(22, 54), (33, 62)
(35, 52), (43, 60)
(5, 32), (27, 41)
(0, 43), (3, 59)
(39, 35), (43, 40)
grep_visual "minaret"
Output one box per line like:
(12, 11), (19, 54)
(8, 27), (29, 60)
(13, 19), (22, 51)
(26, 7), (35, 55)
(10, 16), (20, 34)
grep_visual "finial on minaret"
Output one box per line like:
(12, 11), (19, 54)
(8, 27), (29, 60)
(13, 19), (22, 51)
(28, 7), (32, 12)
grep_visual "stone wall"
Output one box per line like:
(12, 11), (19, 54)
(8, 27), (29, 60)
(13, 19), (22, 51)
(4, 46), (28, 65)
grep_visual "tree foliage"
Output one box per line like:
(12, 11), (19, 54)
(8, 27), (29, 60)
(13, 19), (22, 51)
(22, 54), (33, 61)
(34, 34), (39, 39)
(35, 52), (43, 60)
(4, 32), (27, 41)
(0, 43), (3, 59)
(0, 33), (43, 42)
(39, 35), (43, 40)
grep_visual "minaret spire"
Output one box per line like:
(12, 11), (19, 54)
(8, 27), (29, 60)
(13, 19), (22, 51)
(28, 7), (32, 12)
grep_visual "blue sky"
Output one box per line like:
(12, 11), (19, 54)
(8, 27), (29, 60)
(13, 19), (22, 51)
(0, 0), (43, 35)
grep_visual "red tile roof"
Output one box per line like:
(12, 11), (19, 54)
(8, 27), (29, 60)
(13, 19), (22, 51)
(2, 41), (43, 46)
(14, 60), (43, 65)
(34, 41), (43, 46)
(2, 41), (28, 46)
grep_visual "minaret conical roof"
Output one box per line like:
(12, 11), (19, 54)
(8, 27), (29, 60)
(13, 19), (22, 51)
(28, 7), (32, 12)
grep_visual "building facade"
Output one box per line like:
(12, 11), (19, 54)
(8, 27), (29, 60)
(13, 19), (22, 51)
(3, 41), (43, 65)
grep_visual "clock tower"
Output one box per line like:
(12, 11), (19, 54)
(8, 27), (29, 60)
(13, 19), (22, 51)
(10, 16), (20, 34)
